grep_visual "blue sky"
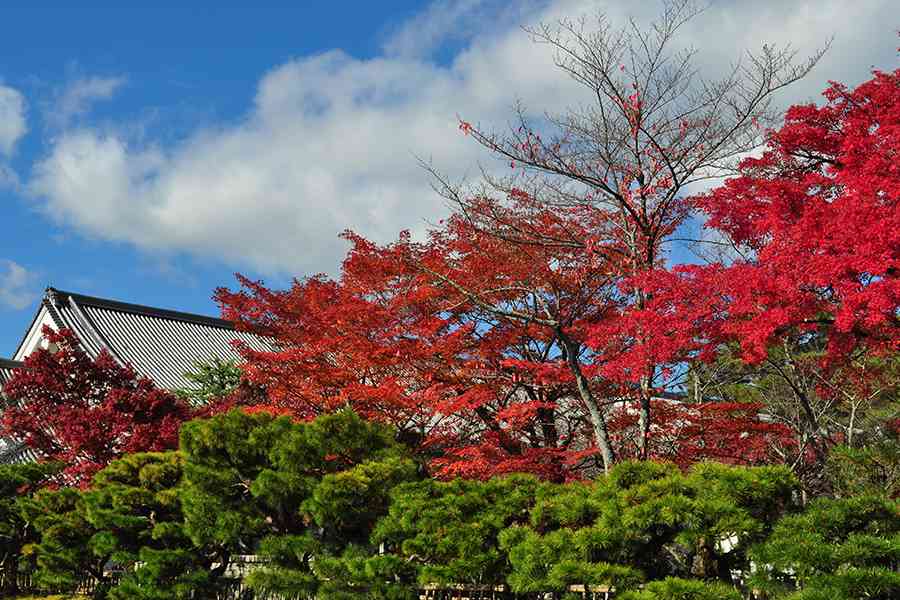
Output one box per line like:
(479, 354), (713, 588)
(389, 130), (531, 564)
(0, 0), (896, 357)
(0, 1), (431, 353)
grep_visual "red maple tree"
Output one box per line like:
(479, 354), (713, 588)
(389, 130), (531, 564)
(218, 5), (823, 478)
(695, 68), (900, 363)
(215, 5), (834, 479)
(621, 67), (900, 483)
(428, 6), (822, 461)
(218, 212), (618, 481)
(1, 328), (192, 486)
(217, 194), (791, 480)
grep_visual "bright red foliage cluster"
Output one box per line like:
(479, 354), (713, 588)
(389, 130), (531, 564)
(612, 69), (900, 372)
(217, 206), (618, 480)
(216, 188), (787, 479)
(695, 68), (900, 364)
(1, 328), (191, 486)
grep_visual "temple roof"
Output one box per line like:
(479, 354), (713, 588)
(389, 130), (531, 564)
(13, 287), (271, 391)
(1, 288), (272, 465)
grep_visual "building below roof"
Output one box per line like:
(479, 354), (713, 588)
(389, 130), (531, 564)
(1, 287), (272, 465)
(0, 357), (21, 386)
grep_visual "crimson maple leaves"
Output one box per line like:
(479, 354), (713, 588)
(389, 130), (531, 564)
(694, 69), (900, 364)
(629, 68), (900, 472)
(1, 328), (190, 486)
(217, 68), (898, 481)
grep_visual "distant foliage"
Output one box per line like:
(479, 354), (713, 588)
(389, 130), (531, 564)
(0, 462), (60, 596)
(827, 434), (900, 499)
(176, 358), (245, 407)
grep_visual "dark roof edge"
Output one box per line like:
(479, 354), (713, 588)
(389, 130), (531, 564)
(49, 288), (237, 330)
(0, 358), (23, 370)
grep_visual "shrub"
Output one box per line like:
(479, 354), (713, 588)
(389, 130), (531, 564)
(179, 408), (420, 599)
(499, 460), (798, 594)
(750, 495), (900, 599)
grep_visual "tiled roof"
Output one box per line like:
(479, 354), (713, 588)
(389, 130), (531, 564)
(0, 438), (39, 464)
(25, 288), (272, 391)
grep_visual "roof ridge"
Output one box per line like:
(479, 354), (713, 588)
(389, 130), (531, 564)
(48, 288), (236, 330)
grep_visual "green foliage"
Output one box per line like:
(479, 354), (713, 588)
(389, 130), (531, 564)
(499, 477), (643, 592)
(0, 462), (60, 595)
(9, 410), (899, 600)
(373, 474), (543, 590)
(17, 453), (204, 600)
(19, 486), (107, 598)
(176, 358), (243, 406)
(180, 408), (420, 599)
(827, 440), (900, 499)
(499, 461), (798, 594)
(617, 577), (741, 600)
(179, 409), (292, 553)
(82, 451), (217, 600)
(750, 495), (900, 599)
(84, 452), (183, 566)
(501, 520), (644, 592)
(313, 546), (417, 600)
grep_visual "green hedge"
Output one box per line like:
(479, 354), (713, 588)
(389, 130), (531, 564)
(3, 409), (898, 600)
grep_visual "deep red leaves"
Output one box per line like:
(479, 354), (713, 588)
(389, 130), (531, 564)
(1, 328), (191, 486)
(617, 69), (900, 371)
(217, 70), (900, 480)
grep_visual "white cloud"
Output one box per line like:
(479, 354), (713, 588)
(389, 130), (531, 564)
(26, 0), (898, 277)
(381, 0), (548, 58)
(48, 75), (126, 129)
(0, 260), (36, 310)
(0, 85), (27, 156)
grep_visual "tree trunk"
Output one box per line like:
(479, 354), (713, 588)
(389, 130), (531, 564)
(638, 373), (653, 459)
(561, 334), (615, 472)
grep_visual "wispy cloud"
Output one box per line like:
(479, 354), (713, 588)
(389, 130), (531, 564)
(47, 75), (126, 129)
(381, 0), (546, 58)
(0, 85), (27, 156)
(0, 260), (37, 310)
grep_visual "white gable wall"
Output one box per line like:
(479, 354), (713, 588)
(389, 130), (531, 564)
(14, 306), (61, 361)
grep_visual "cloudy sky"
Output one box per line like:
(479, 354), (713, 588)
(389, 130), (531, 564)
(0, 0), (896, 356)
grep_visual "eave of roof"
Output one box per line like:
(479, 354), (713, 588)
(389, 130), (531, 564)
(0, 358), (23, 370)
(14, 287), (271, 391)
(0, 440), (39, 465)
